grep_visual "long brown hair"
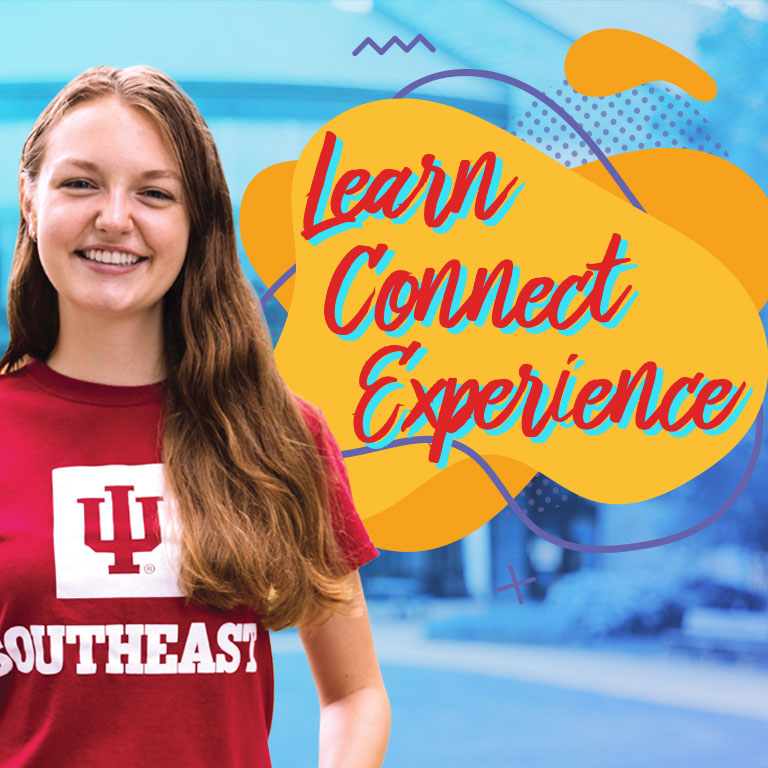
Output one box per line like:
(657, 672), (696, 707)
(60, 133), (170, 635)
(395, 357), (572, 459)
(1, 66), (353, 629)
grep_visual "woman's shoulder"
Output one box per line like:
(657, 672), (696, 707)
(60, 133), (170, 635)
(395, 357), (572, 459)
(291, 392), (321, 418)
(0, 363), (47, 422)
(289, 394), (343, 457)
(291, 393), (325, 435)
(0, 361), (37, 392)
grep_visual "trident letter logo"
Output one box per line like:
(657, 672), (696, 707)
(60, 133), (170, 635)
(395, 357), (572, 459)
(79, 485), (163, 574)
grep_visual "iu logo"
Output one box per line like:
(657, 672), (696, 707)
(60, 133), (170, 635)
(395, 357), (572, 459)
(79, 486), (163, 574)
(52, 464), (183, 599)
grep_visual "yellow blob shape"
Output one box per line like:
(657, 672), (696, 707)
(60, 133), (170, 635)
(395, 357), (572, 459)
(241, 98), (767, 551)
(565, 29), (717, 101)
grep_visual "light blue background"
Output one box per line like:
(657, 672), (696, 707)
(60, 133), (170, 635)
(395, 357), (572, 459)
(1, 2), (767, 766)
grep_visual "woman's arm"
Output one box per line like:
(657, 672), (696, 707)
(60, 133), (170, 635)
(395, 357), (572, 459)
(298, 570), (390, 768)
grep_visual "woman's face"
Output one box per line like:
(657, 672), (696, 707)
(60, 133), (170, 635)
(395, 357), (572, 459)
(23, 96), (190, 323)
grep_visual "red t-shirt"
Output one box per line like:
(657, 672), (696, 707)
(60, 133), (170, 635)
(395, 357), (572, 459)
(0, 361), (377, 768)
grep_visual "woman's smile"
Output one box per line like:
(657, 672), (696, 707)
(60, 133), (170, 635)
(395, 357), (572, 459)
(75, 245), (150, 275)
(78, 247), (147, 266)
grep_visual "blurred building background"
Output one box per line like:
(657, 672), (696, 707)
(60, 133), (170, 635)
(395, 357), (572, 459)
(1, 2), (767, 766)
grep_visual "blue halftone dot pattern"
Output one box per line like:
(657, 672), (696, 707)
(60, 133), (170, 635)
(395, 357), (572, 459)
(508, 81), (729, 167)
(509, 475), (569, 516)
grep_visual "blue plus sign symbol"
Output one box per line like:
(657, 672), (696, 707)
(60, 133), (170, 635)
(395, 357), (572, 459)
(496, 564), (536, 604)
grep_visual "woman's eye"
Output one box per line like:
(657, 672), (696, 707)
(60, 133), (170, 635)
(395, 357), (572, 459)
(62, 179), (94, 190)
(141, 189), (173, 201)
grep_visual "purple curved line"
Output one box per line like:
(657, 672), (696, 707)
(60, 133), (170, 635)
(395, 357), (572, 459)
(393, 68), (646, 213)
(342, 407), (762, 553)
(259, 263), (296, 309)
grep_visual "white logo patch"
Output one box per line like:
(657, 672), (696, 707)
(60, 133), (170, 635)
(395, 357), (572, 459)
(52, 464), (182, 599)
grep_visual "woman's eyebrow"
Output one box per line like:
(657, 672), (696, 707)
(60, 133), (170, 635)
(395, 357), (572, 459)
(53, 157), (181, 181)
(142, 169), (182, 182)
(52, 157), (100, 174)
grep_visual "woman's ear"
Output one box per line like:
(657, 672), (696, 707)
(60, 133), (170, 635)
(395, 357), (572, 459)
(19, 171), (37, 240)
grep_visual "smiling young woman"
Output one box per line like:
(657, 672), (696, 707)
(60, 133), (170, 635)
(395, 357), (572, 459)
(0, 66), (389, 768)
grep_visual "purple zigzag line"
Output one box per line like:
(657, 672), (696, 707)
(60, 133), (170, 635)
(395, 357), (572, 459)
(341, 407), (762, 554)
(352, 34), (436, 56)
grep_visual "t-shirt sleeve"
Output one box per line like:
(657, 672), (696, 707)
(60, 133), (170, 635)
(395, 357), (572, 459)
(295, 396), (379, 571)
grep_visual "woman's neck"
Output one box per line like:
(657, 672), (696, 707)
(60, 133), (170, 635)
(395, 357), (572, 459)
(46, 304), (167, 386)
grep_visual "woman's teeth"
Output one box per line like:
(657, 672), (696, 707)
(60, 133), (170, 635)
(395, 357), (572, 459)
(80, 249), (142, 266)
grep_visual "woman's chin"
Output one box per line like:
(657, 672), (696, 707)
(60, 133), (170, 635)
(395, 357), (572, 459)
(64, 294), (160, 322)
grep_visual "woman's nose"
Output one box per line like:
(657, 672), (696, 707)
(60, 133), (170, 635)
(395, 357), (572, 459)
(95, 190), (134, 234)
